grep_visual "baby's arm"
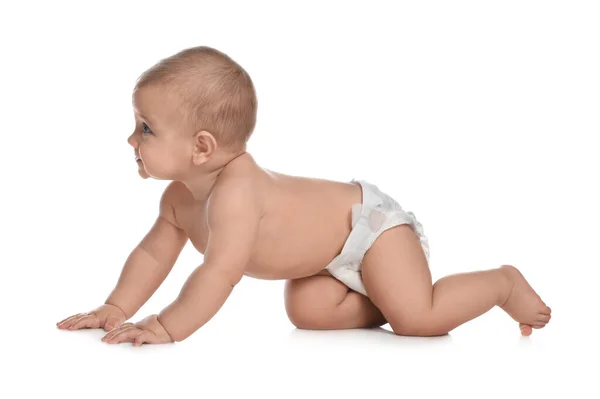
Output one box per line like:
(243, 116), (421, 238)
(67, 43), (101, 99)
(105, 182), (188, 319)
(57, 182), (188, 331)
(156, 177), (262, 342)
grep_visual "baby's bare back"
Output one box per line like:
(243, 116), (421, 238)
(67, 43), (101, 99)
(171, 154), (361, 280)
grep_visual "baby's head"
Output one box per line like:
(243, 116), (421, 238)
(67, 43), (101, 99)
(127, 46), (257, 180)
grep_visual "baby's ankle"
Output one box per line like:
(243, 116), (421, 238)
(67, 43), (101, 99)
(497, 267), (515, 306)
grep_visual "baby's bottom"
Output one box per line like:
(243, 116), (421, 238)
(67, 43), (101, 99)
(284, 270), (387, 330)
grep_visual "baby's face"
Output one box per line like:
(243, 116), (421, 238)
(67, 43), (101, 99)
(128, 85), (192, 180)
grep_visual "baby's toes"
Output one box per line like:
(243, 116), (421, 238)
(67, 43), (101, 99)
(535, 313), (550, 327)
(544, 305), (552, 315)
(531, 314), (550, 329)
(534, 301), (550, 315)
(520, 324), (532, 336)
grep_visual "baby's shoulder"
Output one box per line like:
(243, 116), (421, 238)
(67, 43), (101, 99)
(158, 181), (192, 226)
(207, 169), (263, 218)
(161, 181), (192, 206)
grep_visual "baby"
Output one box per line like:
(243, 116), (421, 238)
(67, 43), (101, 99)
(57, 46), (551, 345)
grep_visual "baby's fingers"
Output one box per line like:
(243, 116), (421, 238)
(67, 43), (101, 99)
(102, 323), (134, 342)
(104, 326), (139, 344)
(133, 331), (158, 347)
(68, 314), (100, 330)
(103, 315), (125, 332)
(57, 313), (85, 329)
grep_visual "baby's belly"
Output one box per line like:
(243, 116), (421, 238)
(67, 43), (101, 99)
(245, 211), (353, 280)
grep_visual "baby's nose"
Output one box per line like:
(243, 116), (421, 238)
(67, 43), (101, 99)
(127, 132), (137, 147)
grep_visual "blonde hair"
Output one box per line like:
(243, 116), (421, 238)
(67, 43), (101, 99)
(135, 46), (257, 149)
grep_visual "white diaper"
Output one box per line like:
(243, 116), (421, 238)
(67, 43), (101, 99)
(324, 179), (430, 296)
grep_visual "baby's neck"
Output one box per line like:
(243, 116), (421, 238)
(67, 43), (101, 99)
(182, 150), (248, 201)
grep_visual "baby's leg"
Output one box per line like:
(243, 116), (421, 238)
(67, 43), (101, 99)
(284, 271), (387, 330)
(361, 225), (551, 336)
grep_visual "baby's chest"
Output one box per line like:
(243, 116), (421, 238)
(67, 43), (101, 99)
(173, 205), (209, 254)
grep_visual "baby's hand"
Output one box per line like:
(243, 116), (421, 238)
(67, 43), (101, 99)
(101, 314), (174, 346)
(56, 304), (127, 332)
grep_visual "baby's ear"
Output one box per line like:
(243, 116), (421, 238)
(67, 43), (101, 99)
(192, 130), (217, 165)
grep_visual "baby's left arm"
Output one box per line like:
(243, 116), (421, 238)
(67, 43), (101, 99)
(157, 177), (263, 342)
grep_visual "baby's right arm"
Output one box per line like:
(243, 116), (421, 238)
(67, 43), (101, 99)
(56, 182), (188, 332)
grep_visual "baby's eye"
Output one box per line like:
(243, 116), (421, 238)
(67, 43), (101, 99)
(142, 122), (153, 134)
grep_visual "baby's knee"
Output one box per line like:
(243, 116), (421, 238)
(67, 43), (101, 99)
(284, 298), (309, 329)
(284, 276), (349, 329)
(285, 299), (327, 330)
(287, 311), (319, 330)
(284, 280), (318, 329)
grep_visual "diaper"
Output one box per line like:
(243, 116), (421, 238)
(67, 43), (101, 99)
(324, 179), (430, 296)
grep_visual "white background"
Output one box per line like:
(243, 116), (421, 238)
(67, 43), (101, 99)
(1, 0), (598, 397)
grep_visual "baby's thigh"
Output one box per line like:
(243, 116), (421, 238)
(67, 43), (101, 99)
(284, 273), (349, 322)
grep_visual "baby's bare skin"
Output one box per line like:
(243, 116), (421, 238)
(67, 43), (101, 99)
(170, 154), (360, 281)
(57, 46), (551, 345)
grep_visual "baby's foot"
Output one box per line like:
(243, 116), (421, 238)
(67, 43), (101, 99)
(499, 265), (551, 336)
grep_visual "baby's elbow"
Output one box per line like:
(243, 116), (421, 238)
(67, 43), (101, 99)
(207, 264), (244, 288)
(226, 269), (244, 288)
(202, 261), (245, 288)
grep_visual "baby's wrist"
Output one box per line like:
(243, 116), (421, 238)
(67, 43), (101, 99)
(156, 313), (175, 342)
(104, 301), (129, 319)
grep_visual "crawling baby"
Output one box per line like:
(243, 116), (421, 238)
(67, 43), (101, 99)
(57, 46), (551, 345)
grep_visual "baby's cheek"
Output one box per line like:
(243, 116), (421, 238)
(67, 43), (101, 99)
(146, 153), (179, 179)
(168, 146), (191, 172)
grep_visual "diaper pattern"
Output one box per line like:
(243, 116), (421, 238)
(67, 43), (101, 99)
(324, 179), (430, 296)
